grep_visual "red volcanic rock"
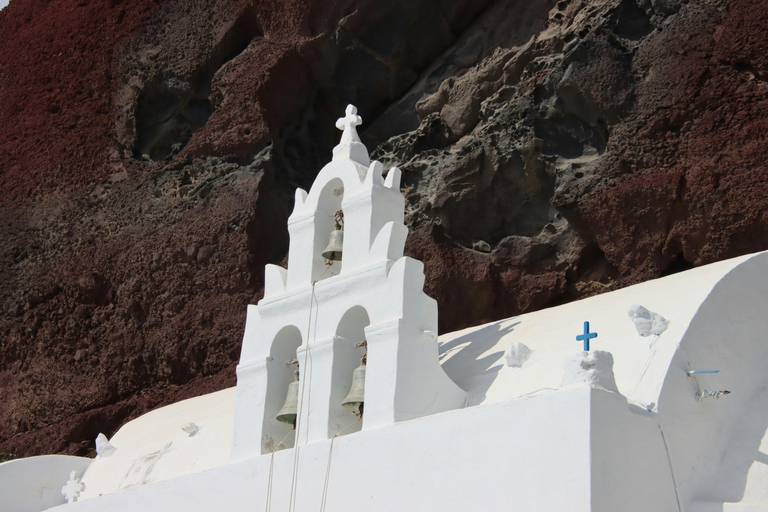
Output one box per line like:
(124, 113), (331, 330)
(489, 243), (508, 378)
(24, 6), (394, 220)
(0, 0), (168, 199)
(181, 40), (310, 159)
(556, 0), (768, 280)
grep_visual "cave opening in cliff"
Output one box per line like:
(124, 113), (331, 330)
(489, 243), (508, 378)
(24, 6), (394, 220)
(661, 252), (694, 277)
(133, 83), (213, 162)
(131, 5), (262, 162)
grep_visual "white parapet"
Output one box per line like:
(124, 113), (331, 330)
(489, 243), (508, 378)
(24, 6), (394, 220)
(0, 455), (92, 512)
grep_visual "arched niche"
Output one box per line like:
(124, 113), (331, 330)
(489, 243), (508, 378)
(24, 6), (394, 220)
(329, 306), (369, 438)
(261, 325), (302, 454)
(312, 177), (345, 282)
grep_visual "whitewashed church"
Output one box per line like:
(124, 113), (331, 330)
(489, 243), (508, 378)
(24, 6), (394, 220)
(4, 106), (768, 512)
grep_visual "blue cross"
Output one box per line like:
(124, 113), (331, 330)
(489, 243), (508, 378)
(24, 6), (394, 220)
(576, 321), (597, 351)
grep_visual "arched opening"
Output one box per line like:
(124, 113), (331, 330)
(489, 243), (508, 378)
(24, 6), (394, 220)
(329, 306), (369, 438)
(312, 177), (345, 282)
(262, 325), (302, 454)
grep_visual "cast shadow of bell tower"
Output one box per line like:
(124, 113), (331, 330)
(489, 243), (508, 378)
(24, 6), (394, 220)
(438, 320), (521, 406)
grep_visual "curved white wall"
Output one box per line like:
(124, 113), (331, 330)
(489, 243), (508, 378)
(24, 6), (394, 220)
(0, 454), (91, 512)
(658, 252), (768, 508)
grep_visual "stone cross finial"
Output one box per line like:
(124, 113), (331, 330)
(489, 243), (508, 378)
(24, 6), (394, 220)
(62, 470), (85, 504)
(336, 104), (362, 142)
(332, 104), (370, 167)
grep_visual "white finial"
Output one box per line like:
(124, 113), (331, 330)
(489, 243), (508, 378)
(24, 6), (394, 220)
(504, 342), (532, 368)
(332, 104), (370, 166)
(336, 104), (362, 142)
(627, 304), (668, 337)
(561, 350), (618, 392)
(61, 470), (85, 504)
(95, 433), (116, 458)
(182, 422), (200, 437)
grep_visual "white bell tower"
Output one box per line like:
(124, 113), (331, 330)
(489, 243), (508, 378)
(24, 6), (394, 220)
(230, 105), (466, 461)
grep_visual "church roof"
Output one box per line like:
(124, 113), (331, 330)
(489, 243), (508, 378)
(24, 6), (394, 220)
(74, 251), (758, 500)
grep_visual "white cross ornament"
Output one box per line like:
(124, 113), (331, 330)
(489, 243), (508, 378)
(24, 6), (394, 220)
(332, 104), (370, 166)
(62, 470), (85, 504)
(336, 104), (362, 143)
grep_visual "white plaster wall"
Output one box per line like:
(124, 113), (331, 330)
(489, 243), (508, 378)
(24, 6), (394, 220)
(283, 159), (402, 289)
(78, 387), (235, 500)
(589, 388), (679, 512)
(0, 455), (91, 512)
(232, 255), (464, 459)
(29, 251), (768, 512)
(655, 252), (768, 510)
(439, 253), (754, 411)
(53, 388), (599, 512)
(685, 383), (768, 511)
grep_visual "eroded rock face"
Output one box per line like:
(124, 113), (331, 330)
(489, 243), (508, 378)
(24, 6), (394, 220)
(1, 0), (767, 457)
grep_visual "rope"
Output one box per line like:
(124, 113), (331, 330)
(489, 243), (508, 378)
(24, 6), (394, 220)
(319, 416), (363, 512)
(288, 259), (336, 512)
(265, 424), (296, 512)
(265, 452), (274, 512)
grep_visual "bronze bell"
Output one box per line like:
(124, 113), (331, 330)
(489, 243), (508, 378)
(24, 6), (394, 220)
(321, 210), (344, 262)
(341, 363), (366, 412)
(276, 370), (300, 425)
(321, 227), (343, 262)
(342, 341), (367, 414)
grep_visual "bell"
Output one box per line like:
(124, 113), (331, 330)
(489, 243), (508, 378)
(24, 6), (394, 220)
(321, 227), (344, 262)
(342, 363), (366, 411)
(276, 370), (300, 425)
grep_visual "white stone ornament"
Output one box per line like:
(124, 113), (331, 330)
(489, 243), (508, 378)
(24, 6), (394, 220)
(627, 304), (668, 336)
(182, 422), (200, 437)
(95, 433), (116, 458)
(61, 470), (85, 504)
(332, 104), (370, 166)
(504, 342), (531, 367)
(561, 350), (618, 392)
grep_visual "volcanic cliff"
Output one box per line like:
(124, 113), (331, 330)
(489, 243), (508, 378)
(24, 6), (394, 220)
(0, 0), (766, 457)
